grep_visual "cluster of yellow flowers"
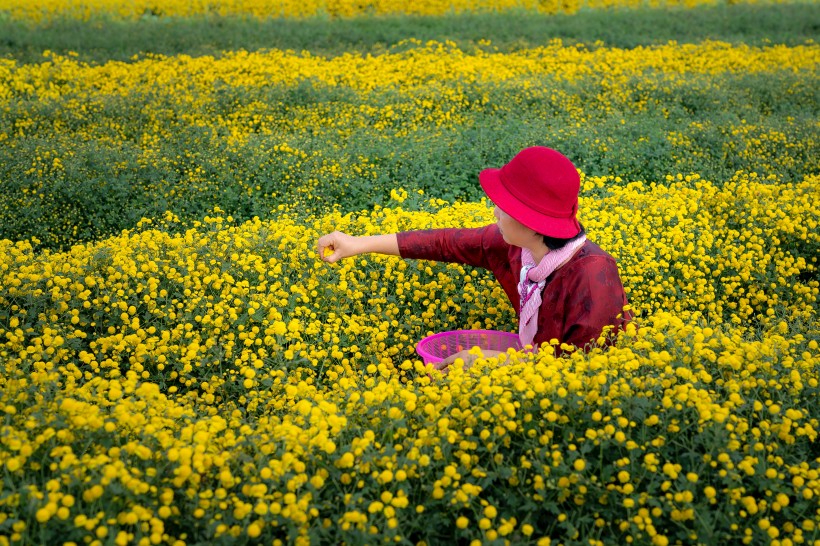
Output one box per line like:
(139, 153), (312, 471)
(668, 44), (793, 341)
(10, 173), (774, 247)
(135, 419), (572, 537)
(4, 40), (816, 101)
(0, 0), (776, 22)
(1, 172), (818, 544)
(2, 39), (817, 248)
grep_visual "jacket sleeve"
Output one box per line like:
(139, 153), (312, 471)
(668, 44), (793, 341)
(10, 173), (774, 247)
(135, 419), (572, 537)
(560, 256), (630, 351)
(396, 225), (506, 271)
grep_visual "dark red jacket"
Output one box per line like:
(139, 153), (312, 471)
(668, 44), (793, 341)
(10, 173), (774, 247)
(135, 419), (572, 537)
(397, 224), (631, 352)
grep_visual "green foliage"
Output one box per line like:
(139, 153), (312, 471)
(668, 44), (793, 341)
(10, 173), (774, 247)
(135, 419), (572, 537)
(1, 3), (818, 64)
(1, 64), (817, 250)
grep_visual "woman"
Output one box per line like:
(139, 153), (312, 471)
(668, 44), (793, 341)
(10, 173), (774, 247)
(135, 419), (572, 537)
(316, 146), (631, 373)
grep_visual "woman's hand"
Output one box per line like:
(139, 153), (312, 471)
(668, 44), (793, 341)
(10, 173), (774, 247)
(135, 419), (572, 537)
(433, 350), (477, 375)
(433, 349), (505, 375)
(316, 232), (400, 263)
(317, 231), (360, 263)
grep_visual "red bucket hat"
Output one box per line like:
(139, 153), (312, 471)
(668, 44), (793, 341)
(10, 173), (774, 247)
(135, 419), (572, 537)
(479, 146), (582, 238)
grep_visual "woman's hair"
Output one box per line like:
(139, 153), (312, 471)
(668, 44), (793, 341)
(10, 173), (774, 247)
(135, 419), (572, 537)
(542, 223), (586, 251)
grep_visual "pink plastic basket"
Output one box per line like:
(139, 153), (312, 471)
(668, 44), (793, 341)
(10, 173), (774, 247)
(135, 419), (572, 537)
(416, 329), (522, 364)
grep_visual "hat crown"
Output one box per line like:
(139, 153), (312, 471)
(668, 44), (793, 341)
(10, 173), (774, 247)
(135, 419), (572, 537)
(499, 146), (579, 219)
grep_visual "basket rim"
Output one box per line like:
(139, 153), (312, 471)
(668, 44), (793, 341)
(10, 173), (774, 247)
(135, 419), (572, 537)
(416, 329), (521, 360)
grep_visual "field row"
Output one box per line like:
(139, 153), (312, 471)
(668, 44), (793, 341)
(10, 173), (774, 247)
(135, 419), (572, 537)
(1, 172), (818, 544)
(0, 0), (775, 22)
(4, 4), (818, 65)
(5, 41), (817, 98)
(2, 40), (818, 249)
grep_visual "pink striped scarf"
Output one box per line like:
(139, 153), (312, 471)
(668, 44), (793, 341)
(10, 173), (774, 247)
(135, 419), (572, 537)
(518, 236), (587, 347)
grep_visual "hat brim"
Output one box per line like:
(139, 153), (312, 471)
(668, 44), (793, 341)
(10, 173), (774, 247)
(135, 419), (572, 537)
(479, 168), (581, 239)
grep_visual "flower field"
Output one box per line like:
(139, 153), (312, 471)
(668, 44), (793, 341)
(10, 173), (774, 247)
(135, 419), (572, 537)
(1, 1), (819, 546)
(0, 0), (779, 22)
(2, 40), (818, 249)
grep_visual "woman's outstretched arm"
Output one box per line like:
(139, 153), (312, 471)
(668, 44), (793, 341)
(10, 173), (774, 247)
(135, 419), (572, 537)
(316, 231), (399, 263)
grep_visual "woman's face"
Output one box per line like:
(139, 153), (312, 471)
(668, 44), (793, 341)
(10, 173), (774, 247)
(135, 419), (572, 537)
(494, 206), (539, 248)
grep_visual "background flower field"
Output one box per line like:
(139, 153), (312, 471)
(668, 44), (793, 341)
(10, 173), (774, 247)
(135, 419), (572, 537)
(0, 1), (819, 545)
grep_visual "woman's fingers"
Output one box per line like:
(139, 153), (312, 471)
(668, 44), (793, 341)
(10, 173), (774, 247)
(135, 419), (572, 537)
(317, 232), (344, 263)
(433, 358), (451, 371)
(436, 351), (461, 369)
(434, 350), (475, 373)
(316, 234), (330, 260)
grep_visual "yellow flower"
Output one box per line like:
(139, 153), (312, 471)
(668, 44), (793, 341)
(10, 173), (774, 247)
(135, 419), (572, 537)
(247, 523), (262, 538)
(573, 459), (586, 472)
(35, 508), (51, 523)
